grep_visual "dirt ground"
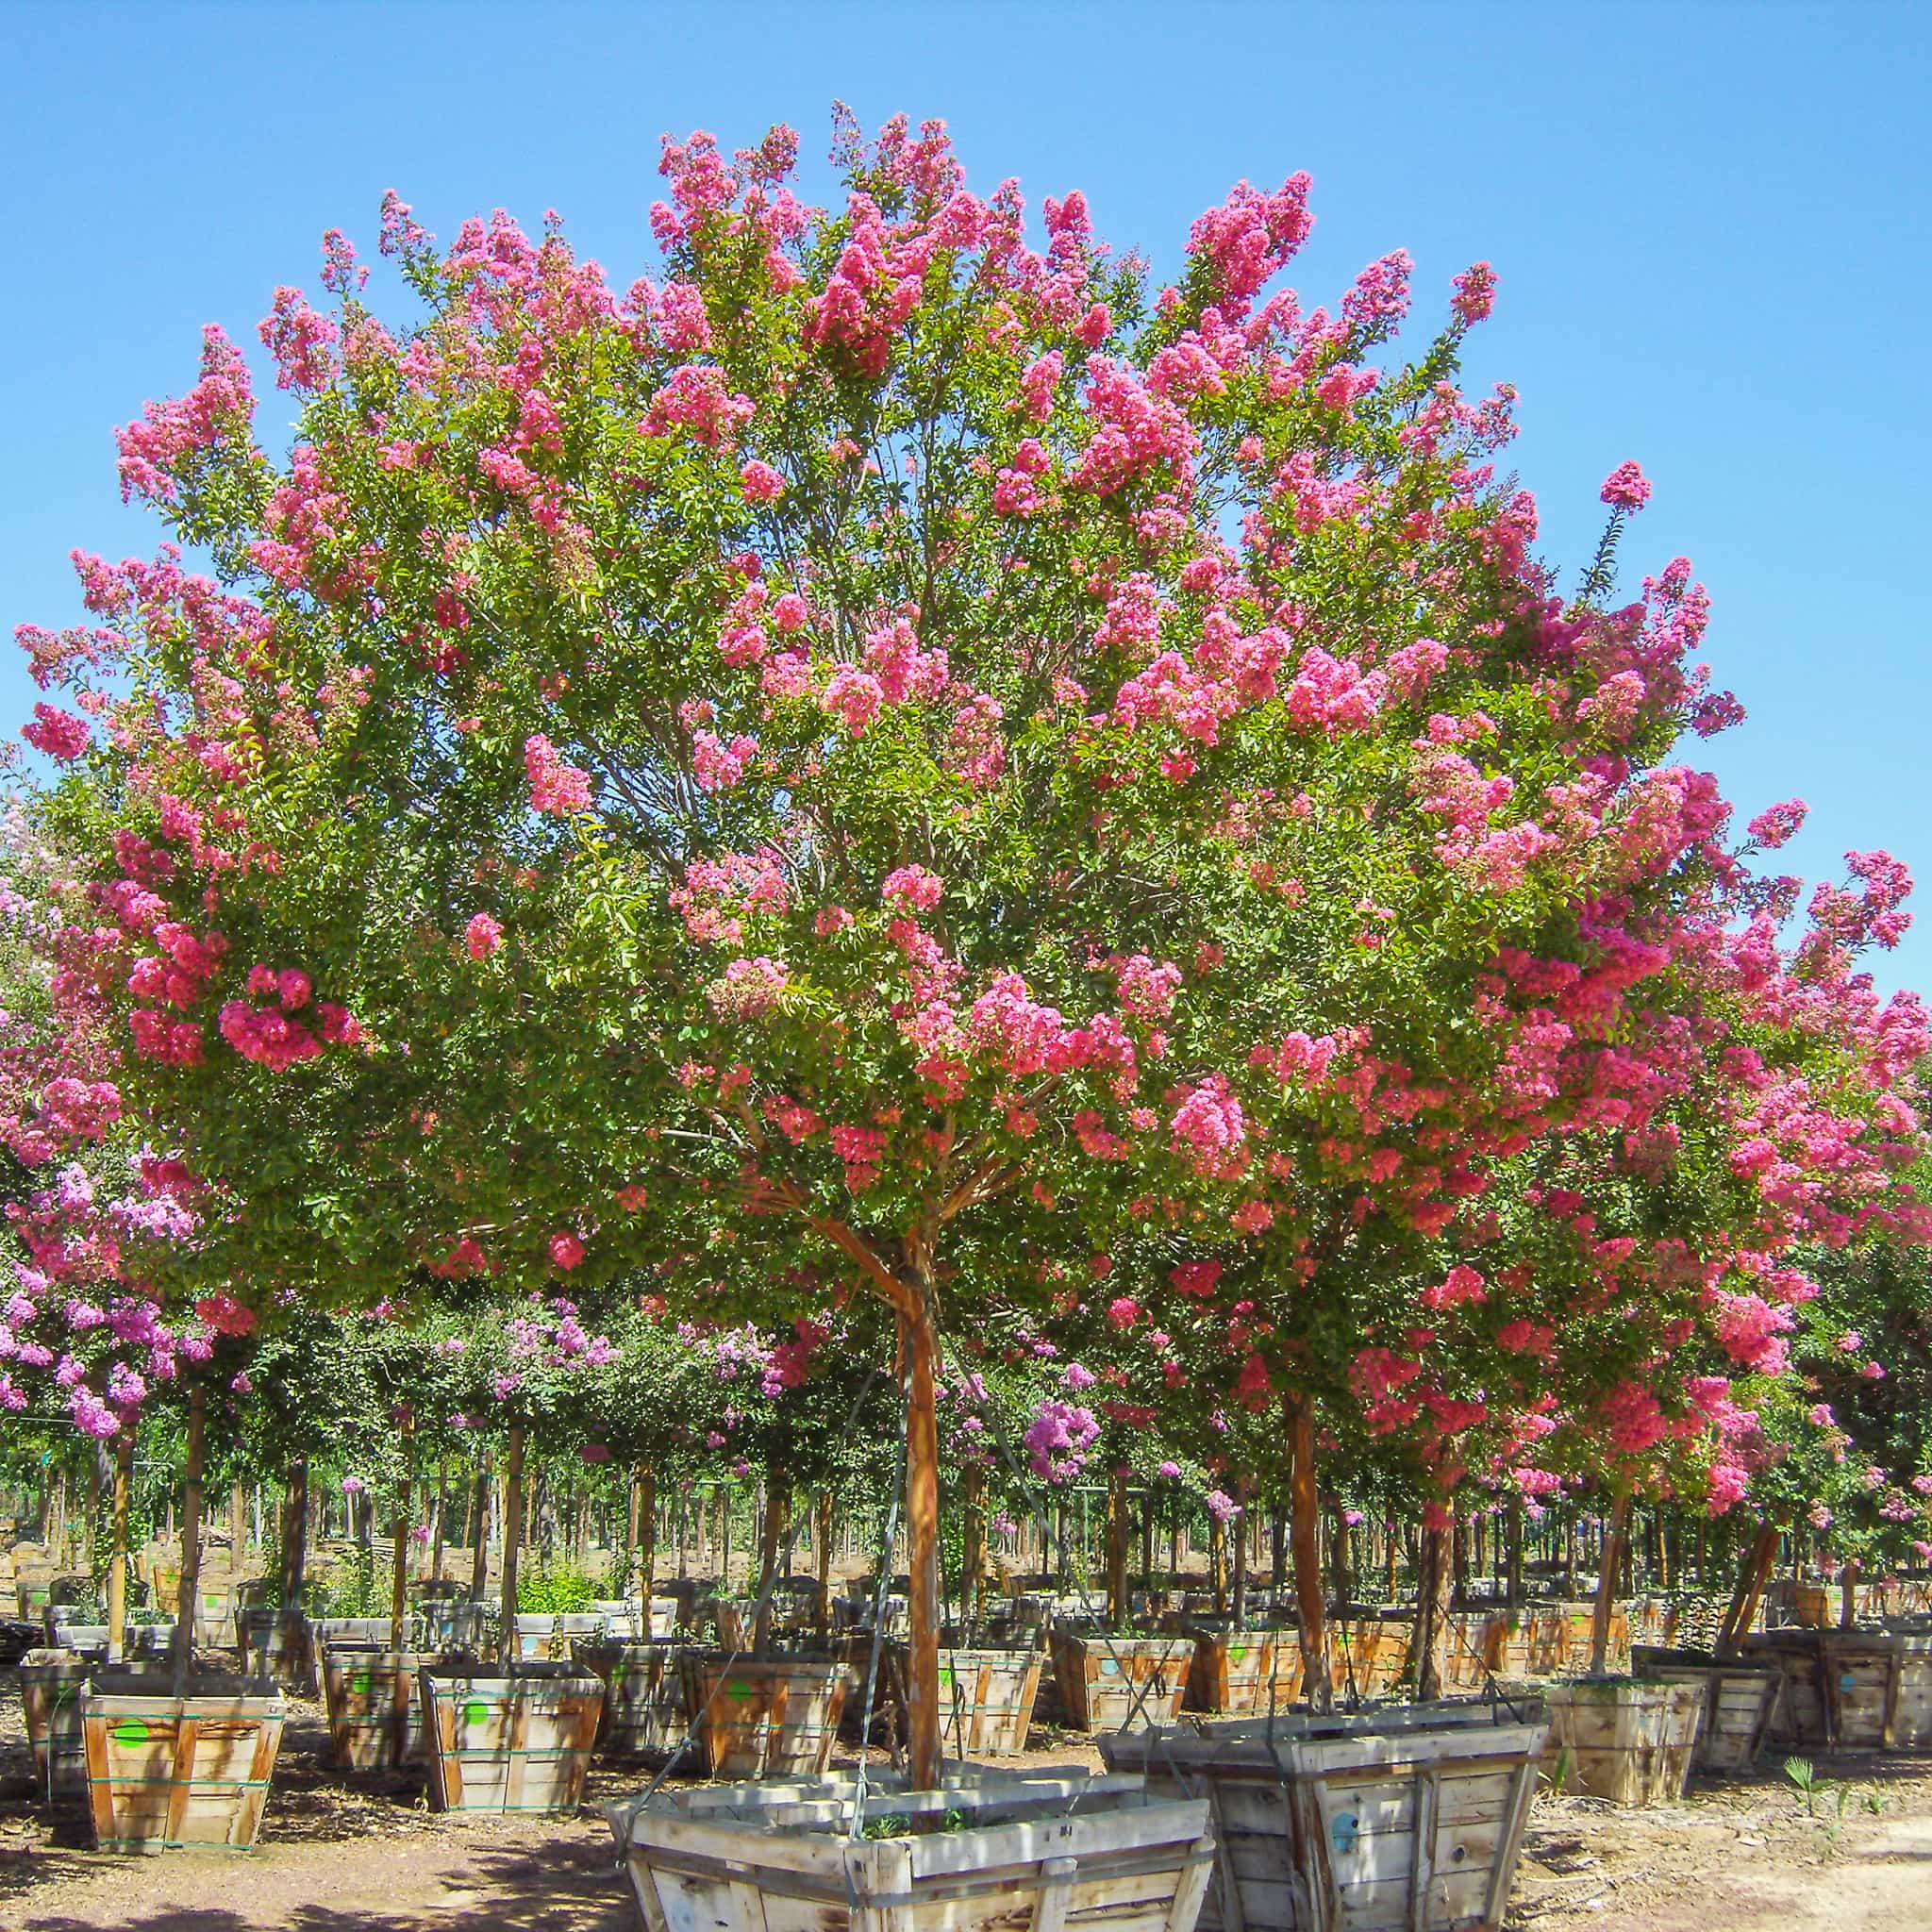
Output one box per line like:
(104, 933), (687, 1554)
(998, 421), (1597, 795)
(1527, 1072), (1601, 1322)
(6, 1677), (1932, 1932)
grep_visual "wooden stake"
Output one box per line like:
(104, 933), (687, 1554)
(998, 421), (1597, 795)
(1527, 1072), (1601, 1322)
(811, 1483), (834, 1638)
(638, 1467), (658, 1606)
(279, 1458), (308, 1661)
(1104, 1464), (1130, 1625)
(173, 1382), (207, 1691)
(431, 1458), (449, 1583)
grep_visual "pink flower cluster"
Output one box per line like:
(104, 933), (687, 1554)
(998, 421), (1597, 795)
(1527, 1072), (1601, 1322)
(525, 734), (593, 815)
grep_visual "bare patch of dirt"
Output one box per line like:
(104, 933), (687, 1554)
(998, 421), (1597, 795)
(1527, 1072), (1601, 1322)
(1509, 1757), (1932, 1930)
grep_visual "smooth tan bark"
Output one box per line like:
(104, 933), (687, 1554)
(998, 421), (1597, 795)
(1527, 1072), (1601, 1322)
(1413, 1524), (1453, 1700)
(903, 1296), (943, 1794)
(173, 1384), (206, 1690)
(1285, 1394), (1331, 1709)
(107, 1429), (133, 1662)
(1588, 1493), (1632, 1674)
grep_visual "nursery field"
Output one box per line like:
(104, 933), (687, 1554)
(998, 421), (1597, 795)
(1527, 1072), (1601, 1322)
(6, 1672), (1932, 1932)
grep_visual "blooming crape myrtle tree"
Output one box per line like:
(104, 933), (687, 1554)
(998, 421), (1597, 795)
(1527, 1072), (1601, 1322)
(1036, 507), (1932, 1690)
(31, 109), (1918, 1771)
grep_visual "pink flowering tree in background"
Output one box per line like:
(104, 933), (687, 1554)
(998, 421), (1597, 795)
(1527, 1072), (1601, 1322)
(16, 108), (1932, 1763)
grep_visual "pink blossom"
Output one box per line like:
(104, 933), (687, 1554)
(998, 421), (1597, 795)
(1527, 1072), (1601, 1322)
(550, 1231), (585, 1271)
(882, 866), (944, 912)
(739, 459), (785, 502)
(1599, 461), (1651, 510)
(525, 735), (593, 815)
(692, 729), (758, 792)
(1747, 799), (1808, 850)
(466, 912), (504, 958)
(23, 704), (92, 760)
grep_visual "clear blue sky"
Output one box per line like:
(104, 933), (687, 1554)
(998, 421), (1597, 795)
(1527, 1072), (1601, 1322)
(3, 3), (1925, 991)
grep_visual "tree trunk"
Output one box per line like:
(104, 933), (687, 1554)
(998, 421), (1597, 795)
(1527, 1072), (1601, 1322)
(173, 1383), (207, 1690)
(902, 1293), (944, 1794)
(1505, 1503), (1524, 1609)
(390, 1439), (414, 1651)
(431, 1458), (449, 1583)
(1282, 1393), (1332, 1708)
(1840, 1557), (1862, 1630)
(638, 1468), (658, 1606)
(1717, 1519), (1778, 1654)
(1105, 1464), (1131, 1626)
(497, 1427), (525, 1663)
(229, 1480), (247, 1573)
(752, 1472), (790, 1655)
(1328, 1504), (1350, 1607)
(1230, 1478), (1250, 1629)
(1588, 1494), (1631, 1674)
(814, 1489), (834, 1636)
(1413, 1524), (1453, 1700)
(961, 1464), (985, 1627)
(469, 1461), (491, 1598)
(279, 1459), (308, 1664)
(1208, 1512), (1227, 1613)
(107, 1427), (133, 1663)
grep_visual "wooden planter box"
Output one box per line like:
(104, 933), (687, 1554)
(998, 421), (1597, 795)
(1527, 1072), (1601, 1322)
(1490, 1603), (1628, 1678)
(1049, 1626), (1193, 1731)
(1542, 1678), (1705, 1806)
(1327, 1616), (1413, 1698)
(1790, 1585), (1832, 1628)
(888, 1643), (1044, 1756)
(1102, 1701), (1548, 1932)
(615, 1772), (1212, 1932)
(81, 1680), (286, 1852)
(696, 1656), (847, 1777)
(573, 1640), (690, 1757)
(1629, 1647), (1781, 1774)
(1441, 1614), (1504, 1691)
(320, 1646), (457, 1770)
(420, 1599), (491, 1650)
(20, 1650), (171, 1798)
(238, 1608), (312, 1685)
(1743, 1628), (1932, 1751)
(419, 1666), (603, 1813)
(1185, 1626), (1303, 1714)
(303, 1616), (400, 1690)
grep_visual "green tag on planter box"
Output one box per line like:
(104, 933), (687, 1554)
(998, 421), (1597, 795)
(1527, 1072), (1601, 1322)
(351, 1672), (375, 1695)
(1229, 1646), (1249, 1664)
(724, 1678), (755, 1702)
(461, 1699), (490, 1727)
(111, 1720), (149, 1747)
(937, 1666), (954, 1687)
